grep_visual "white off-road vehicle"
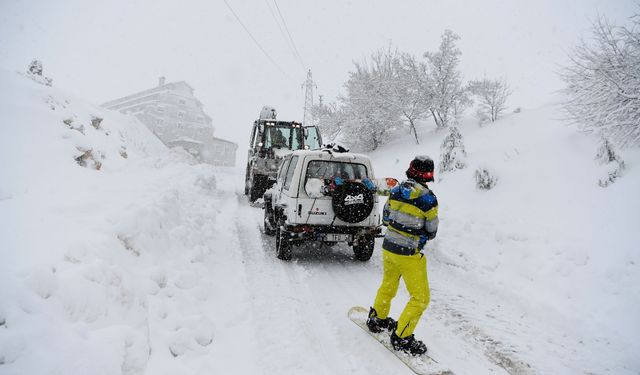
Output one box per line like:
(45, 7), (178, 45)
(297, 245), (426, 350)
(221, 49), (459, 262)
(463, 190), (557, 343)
(263, 145), (392, 261)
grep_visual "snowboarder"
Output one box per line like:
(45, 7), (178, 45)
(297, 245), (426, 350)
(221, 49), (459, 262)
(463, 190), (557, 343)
(367, 156), (439, 356)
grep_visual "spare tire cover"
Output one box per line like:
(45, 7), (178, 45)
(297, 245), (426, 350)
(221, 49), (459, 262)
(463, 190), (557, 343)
(331, 181), (374, 223)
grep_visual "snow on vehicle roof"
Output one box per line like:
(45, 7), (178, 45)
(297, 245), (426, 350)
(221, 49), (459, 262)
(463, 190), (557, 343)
(289, 149), (370, 162)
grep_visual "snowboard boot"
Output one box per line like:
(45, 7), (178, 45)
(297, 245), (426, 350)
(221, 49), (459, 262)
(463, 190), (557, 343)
(390, 331), (427, 356)
(366, 307), (397, 333)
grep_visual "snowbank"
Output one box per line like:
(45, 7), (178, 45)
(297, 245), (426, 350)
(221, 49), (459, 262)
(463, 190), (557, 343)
(0, 70), (221, 374)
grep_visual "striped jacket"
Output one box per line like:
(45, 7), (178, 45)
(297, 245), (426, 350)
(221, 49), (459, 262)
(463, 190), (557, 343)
(382, 179), (439, 256)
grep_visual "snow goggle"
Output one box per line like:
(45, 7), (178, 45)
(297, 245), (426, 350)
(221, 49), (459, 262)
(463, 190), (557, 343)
(408, 165), (434, 180)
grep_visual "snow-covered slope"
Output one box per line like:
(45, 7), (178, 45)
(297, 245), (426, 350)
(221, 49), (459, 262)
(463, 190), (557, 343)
(1, 69), (638, 375)
(0, 70), (220, 374)
(370, 108), (640, 373)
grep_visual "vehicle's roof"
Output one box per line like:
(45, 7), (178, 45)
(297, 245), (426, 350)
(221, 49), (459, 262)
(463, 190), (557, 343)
(256, 120), (300, 126)
(290, 149), (371, 162)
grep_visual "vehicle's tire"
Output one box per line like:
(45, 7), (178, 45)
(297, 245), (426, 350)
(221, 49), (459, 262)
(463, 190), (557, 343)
(353, 235), (374, 261)
(264, 206), (276, 236)
(276, 225), (292, 261)
(331, 181), (375, 223)
(249, 174), (266, 202)
(244, 166), (250, 196)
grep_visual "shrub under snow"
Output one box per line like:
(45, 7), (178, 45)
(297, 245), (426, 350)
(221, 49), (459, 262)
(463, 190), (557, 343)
(25, 59), (52, 87)
(595, 137), (625, 187)
(474, 167), (498, 190)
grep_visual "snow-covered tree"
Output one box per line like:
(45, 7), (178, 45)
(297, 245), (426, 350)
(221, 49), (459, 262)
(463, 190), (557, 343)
(424, 30), (469, 129)
(595, 136), (625, 187)
(468, 78), (511, 123)
(474, 167), (498, 190)
(311, 97), (344, 144)
(560, 13), (640, 147)
(438, 126), (467, 174)
(390, 53), (431, 144)
(340, 47), (404, 151)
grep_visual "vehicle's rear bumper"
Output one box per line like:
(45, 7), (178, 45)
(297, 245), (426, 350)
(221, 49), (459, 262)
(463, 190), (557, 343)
(282, 225), (382, 243)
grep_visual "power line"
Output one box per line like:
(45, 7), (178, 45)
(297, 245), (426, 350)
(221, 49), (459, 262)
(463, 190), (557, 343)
(265, 0), (305, 73)
(264, 0), (290, 52)
(271, 0), (306, 69)
(222, 0), (289, 78)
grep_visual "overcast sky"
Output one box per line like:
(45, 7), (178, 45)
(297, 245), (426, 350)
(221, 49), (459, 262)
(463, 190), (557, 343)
(0, 0), (635, 148)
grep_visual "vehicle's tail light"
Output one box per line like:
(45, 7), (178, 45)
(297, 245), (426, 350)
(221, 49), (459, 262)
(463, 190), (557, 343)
(291, 225), (313, 233)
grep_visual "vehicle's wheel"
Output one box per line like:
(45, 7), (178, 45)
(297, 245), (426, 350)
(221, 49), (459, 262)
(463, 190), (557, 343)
(264, 206), (276, 236)
(249, 175), (266, 202)
(244, 165), (251, 195)
(276, 225), (292, 260)
(353, 235), (374, 261)
(332, 181), (375, 223)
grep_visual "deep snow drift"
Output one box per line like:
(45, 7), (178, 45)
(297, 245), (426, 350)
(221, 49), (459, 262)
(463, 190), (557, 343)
(0, 70), (638, 375)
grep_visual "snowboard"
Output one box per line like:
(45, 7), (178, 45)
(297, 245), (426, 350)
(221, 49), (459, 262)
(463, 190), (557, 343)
(348, 306), (454, 375)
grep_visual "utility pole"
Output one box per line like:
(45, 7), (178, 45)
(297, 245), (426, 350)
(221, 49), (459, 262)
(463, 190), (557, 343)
(301, 69), (317, 126)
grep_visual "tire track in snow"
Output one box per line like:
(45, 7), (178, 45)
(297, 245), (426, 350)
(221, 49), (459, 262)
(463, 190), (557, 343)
(427, 258), (536, 375)
(219, 172), (530, 374)
(232, 192), (343, 375)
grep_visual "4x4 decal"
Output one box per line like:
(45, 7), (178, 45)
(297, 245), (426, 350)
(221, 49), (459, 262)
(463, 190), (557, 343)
(344, 193), (365, 206)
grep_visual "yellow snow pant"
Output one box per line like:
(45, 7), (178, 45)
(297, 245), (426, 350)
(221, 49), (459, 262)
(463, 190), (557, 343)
(373, 249), (430, 338)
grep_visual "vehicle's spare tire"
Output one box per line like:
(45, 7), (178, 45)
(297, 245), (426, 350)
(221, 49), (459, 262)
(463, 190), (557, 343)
(331, 181), (374, 223)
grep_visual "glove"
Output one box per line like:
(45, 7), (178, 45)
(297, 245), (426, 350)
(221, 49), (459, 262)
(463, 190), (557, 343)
(417, 235), (428, 250)
(362, 178), (376, 191)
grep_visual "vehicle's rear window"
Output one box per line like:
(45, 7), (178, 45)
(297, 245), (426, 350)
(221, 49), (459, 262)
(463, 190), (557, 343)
(305, 161), (368, 181)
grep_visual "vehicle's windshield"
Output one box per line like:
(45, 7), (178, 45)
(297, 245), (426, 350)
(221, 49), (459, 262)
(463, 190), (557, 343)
(305, 161), (368, 181)
(263, 125), (303, 149)
(304, 127), (321, 149)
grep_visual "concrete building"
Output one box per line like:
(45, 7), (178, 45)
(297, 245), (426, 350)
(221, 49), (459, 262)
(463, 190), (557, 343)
(102, 77), (237, 166)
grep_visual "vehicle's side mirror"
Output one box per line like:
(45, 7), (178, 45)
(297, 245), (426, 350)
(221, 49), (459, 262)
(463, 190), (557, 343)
(305, 178), (326, 198)
(373, 178), (399, 195)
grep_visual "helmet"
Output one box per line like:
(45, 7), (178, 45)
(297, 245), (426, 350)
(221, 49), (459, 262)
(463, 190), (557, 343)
(406, 155), (434, 182)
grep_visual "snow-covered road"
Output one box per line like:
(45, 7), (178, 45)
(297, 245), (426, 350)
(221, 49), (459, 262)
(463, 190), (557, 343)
(163, 168), (526, 375)
(166, 166), (632, 375)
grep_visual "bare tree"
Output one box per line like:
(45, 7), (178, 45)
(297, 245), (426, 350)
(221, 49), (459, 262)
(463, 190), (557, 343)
(424, 30), (469, 129)
(468, 78), (512, 123)
(560, 13), (640, 147)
